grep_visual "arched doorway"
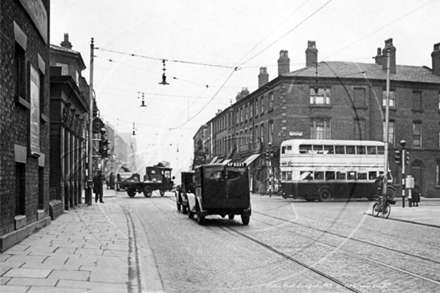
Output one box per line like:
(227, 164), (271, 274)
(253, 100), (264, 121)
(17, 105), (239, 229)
(409, 160), (425, 196)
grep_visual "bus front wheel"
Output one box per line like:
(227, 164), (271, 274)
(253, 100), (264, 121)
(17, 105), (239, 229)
(318, 189), (332, 202)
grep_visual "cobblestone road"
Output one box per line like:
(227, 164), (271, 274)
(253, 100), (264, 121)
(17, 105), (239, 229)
(110, 192), (440, 293)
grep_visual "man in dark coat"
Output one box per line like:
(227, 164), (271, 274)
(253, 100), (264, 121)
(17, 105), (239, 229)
(93, 170), (104, 203)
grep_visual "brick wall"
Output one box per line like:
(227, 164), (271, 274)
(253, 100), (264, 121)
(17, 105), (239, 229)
(0, 0), (51, 237)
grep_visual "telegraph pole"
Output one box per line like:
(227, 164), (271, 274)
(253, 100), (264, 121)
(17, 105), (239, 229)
(382, 45), (391, 215)
(87, 38), (95, 206)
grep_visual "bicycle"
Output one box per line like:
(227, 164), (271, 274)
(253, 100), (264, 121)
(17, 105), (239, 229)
(372, 195), (394, 218)
(371, 175), (396, 218)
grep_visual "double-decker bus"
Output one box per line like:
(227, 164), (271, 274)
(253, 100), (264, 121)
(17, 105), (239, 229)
(279, 139), (394, 202)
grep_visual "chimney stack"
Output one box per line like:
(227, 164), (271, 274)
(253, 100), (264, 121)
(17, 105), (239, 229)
(374, 48), (383, 66)
(382, 38), (396, 74)
(236, 87), (249, 102)
(432, 42), (440, 76)
(277, 50), (290, 76)
(258, 67), (269, 88)
(305, 40), (318, 67)
(60, 33), (72, 49)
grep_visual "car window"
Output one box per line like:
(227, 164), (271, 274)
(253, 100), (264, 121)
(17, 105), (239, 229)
(227, 171), (241, 180)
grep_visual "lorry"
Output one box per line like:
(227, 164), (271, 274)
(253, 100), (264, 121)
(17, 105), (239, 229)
(117, 164), (175, 198)
(186, 162), (251, 225)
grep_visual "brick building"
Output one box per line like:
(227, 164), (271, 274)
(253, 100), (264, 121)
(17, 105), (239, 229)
(49, 34), (89, 214)
(0, 0), (51, 251)
(197, 39), (440, 197)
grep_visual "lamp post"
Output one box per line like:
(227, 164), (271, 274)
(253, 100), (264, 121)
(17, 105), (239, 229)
(86, 38), (95, 206)
(383, 46), (391, 216)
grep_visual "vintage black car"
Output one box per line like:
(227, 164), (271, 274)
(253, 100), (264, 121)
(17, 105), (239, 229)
(186, 163), (251, 225)
(175, 171), (195, 214)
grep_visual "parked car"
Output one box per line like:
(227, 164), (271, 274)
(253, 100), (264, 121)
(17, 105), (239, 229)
(186, 162), (251, 225)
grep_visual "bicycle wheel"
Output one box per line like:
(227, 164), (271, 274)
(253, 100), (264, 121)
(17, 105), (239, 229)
(372, 203), (380, 217)
(382, 203), (391, 219)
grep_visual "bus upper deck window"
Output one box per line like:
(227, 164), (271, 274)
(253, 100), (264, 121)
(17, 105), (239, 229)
(346, 146), (355, 154)
(356, 146), (366, 155)
(378, 146), (385, 154)
(335, 145), (345, 154)
(313, 145), (324, 154)
(299, 145), (311, 154)
(324, 145), (334, 154)
(367, 146), (377, 154)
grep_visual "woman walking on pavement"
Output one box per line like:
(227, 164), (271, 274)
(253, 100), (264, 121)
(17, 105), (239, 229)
(93, 170), (104, 203)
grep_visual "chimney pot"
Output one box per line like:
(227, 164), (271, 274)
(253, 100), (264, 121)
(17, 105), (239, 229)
(374, 47), (383, 65)
(258, 67), (269, 88)
(60, 33), (73, 49)
(305, 40), (318, 67)
(432, 42), (440, 76)
(277, 50), (290, 76)
(382, 38), (396, 74)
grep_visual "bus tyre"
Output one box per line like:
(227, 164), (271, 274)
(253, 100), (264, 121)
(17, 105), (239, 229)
(386, 186), (396, 200)
(318, 189), (332, 202)
(127, 189), (136, 198)
(143, 186), (153, 198)
(228, 214), (235, 220)
(241, 214), (250, 225)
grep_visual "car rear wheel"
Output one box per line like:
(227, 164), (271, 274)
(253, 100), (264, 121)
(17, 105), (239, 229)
(197, 213), (205, 225)
(143, 186), (153, 198)
(241, 214), (250, 225)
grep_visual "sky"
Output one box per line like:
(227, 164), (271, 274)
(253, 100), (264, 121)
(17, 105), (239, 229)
(50, 0), (440, 173)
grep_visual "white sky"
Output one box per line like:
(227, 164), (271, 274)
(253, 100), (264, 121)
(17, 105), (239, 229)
(50, 0), (440, 172)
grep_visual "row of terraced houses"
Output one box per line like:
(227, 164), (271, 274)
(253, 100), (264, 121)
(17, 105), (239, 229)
(193, 39), (440, 198)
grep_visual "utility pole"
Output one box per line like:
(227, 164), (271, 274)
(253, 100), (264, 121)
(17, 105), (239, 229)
(382, 45), (391, 215)
(86, 38), (95, 206)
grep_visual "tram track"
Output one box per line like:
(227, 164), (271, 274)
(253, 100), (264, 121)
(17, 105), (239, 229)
(222, 210), (440, 288)
(254, 210), (440, 266)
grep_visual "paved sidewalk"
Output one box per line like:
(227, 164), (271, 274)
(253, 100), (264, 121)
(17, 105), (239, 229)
(387, 197), (440, 227)
(0, 188), (162, 293)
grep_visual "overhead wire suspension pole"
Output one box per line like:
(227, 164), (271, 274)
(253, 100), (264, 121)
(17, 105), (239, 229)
(383, 45), (391, 215)
(87, 38), (95, 206)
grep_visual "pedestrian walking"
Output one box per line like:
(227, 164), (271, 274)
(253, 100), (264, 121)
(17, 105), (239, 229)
(93, 170), (104, 203)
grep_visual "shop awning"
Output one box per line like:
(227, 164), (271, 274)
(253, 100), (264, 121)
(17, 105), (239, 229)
(243, 154), (260, 166)
(210, 156), (218, 164)
(222, 159), (232, 164)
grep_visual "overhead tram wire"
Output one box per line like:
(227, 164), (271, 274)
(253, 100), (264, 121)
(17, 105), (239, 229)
(169, 68), (237, 131)
(236, 0), (332, 68)
(95, 47), (237, 69)
(321, 0), (435, 62)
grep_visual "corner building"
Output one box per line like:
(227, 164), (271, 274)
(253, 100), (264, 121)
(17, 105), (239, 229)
(0, 0), (51, 251)
(200, 39), (440, 198)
